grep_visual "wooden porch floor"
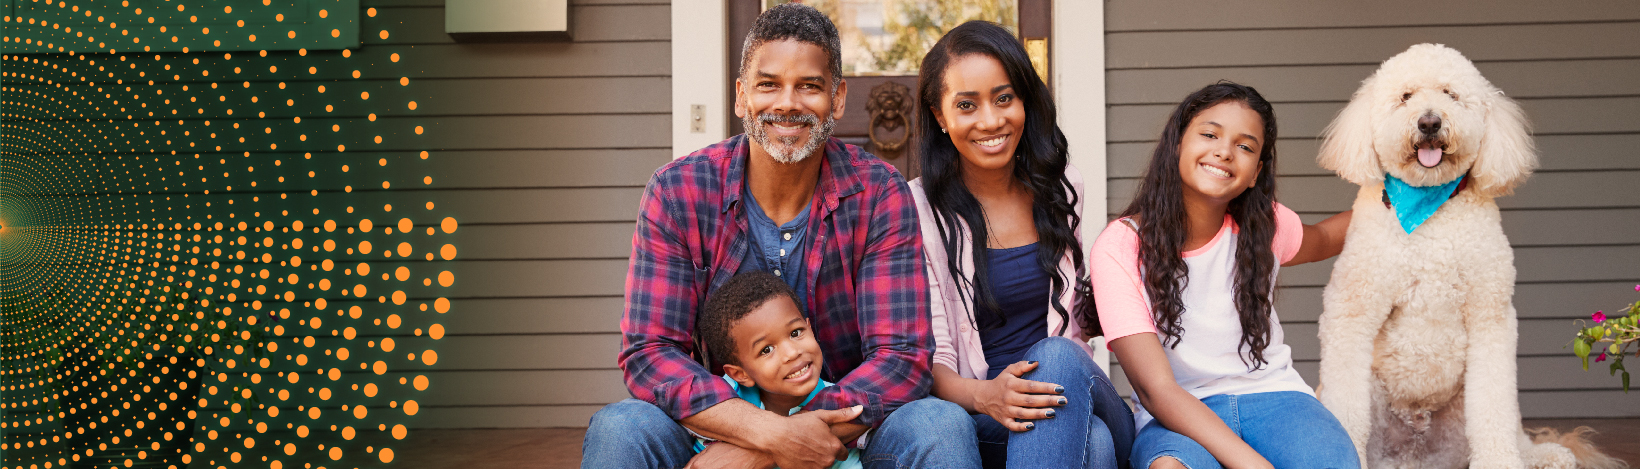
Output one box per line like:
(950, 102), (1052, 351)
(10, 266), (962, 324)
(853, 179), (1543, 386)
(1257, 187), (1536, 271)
(391, 419), (1640, 468)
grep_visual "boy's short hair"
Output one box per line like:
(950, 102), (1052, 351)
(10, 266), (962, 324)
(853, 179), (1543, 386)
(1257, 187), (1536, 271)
(700, 271), (800, 367)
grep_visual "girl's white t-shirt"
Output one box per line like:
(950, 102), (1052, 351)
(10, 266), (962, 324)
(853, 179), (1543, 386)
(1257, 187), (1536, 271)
(1091, 203), (1312, 430)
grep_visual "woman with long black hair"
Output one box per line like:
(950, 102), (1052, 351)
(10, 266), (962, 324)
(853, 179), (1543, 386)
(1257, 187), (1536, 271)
(909, 20), (1134, 468)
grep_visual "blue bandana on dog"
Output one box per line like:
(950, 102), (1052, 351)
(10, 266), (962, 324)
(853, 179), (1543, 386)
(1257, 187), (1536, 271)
(1383, 174), (1466, 234)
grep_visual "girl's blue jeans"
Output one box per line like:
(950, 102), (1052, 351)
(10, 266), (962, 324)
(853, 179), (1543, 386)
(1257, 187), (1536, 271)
(971, 336), (1136, 468)
(1130, 391), (1360, 469)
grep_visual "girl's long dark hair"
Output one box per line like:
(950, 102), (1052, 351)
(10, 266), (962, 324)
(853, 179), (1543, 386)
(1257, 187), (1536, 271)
(1120, 81), (1279, 370)
(915, 21), (1085, 335)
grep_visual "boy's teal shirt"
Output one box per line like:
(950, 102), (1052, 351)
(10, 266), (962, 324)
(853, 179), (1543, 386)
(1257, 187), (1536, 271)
(691, 375), (864, 469)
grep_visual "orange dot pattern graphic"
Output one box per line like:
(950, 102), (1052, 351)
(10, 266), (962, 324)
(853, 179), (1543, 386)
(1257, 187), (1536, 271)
(1, 1), (449, 467)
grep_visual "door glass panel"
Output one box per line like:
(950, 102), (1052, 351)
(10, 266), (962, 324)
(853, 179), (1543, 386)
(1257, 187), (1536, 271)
(765, 0), (1018, 76)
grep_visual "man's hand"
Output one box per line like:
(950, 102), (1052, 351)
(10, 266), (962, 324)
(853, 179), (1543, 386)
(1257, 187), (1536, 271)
(685, 442), (775, 469)
(751, 405), (863, 469)
(794, 409), (869, 459)
(827, 420), (870, 451)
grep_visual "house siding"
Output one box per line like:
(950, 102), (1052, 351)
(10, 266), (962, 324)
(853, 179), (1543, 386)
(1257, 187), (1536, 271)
(367, 0), (672, 428)
(403, 0), (1640, 428)
(1102, 0), (1640, 418)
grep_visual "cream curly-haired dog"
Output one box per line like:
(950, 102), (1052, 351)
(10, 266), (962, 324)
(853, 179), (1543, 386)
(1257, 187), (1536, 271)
(1316, 44), (1618, 468)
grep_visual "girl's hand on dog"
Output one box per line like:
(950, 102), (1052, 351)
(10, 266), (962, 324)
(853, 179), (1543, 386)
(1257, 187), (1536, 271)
(973, 360), (1067, 432)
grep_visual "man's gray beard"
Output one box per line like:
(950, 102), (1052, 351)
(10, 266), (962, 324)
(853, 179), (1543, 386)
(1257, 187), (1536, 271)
(744, 111), (835, 164)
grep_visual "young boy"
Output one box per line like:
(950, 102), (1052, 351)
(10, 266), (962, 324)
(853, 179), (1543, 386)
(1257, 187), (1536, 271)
(694, 271), (863, 468)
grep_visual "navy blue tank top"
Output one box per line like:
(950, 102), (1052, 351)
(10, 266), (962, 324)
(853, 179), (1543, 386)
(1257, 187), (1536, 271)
(977, 242), (1051, 380)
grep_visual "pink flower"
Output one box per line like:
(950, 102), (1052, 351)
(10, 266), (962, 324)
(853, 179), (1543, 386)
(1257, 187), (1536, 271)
(1634, 284), (1639, 292)
(1597, 352), (1608, 363)
(1593, 311), (1606, 323)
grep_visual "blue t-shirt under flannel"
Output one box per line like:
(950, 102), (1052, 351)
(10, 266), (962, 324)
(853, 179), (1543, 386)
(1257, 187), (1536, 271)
(740, 188), (810, 308)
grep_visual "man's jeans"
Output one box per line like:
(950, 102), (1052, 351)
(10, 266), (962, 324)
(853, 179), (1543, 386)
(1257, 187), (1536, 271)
(582, 396), (980, 468)
(971, 336), (1135, 468)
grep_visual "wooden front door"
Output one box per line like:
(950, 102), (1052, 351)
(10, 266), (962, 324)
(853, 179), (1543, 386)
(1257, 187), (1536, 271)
(728, 0), (1052, 180)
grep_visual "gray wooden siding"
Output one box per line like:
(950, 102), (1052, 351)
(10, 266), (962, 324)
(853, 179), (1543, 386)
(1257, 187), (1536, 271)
(1103, 0), (1640, 418)
(365, 0), (672, 428)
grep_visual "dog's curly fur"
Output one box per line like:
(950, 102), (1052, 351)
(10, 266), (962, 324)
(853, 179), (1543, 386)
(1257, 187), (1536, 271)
(1316, 44), (1619, 469)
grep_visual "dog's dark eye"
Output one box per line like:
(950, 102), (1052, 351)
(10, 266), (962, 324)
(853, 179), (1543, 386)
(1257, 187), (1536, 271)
(1401, 92), (1412, 102)
(1443, 89), (1458, 100)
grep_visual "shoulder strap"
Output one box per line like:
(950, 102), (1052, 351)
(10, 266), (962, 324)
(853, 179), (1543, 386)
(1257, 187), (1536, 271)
(1119, 217), (1139, 232)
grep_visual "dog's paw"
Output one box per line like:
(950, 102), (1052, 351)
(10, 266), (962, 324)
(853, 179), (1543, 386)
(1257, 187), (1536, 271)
(1470, 452), (1525, 469)
(1522, 442), (1577, 469)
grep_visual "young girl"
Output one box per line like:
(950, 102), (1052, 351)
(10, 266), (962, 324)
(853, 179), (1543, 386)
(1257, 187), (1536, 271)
(912, 20), (1134, 468)
(1093, 82), (1359, 469)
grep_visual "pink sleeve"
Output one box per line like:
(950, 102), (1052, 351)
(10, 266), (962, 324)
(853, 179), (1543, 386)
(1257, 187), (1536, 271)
(1273, 202), (1303, 264)
(1092, 220), (1156, 341)
(911, 180), (962, 374)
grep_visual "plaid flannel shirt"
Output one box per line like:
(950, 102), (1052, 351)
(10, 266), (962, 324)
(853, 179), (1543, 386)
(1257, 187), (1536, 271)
(619, 134), (932, 429)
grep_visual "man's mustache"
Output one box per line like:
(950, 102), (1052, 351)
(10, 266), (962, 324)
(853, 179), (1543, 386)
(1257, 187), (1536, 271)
(756, 112), (820, 126)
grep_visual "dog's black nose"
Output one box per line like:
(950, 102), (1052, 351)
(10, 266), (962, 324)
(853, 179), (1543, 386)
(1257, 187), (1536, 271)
(1418, 114), (1442, 135)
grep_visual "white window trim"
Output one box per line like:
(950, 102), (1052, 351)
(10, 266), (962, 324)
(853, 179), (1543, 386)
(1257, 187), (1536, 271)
(671, 0), (730, 158)
(1051, 0), (1110, 370)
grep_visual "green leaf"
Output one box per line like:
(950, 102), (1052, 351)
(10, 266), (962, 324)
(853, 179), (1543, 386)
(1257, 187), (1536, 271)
(1575, 338), (1592, 361)
(1612, 357), (1624, 376)
(1624, 371), (1631, 393)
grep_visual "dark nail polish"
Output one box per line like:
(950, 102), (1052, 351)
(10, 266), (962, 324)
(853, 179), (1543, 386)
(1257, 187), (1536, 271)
(1058, 397), (1067, 405)
(1054, 386), (1064, 394)
(1046, 409), (1056, 418)
(1025, 422), (1036, 431)
(1028, 361), (1038, 365)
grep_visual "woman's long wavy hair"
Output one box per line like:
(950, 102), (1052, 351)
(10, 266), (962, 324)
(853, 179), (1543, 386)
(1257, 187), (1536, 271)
(1120, 81), (1279, 370)
(915, 21), (1085, 336)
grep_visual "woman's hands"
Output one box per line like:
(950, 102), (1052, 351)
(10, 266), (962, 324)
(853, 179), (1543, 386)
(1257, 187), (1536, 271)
(971, 361), (1067, 432)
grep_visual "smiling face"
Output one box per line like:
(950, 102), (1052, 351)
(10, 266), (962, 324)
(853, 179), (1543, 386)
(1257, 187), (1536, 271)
(1319, 44), (1536, 195)
(735, 39), (846, 164)
(1178, 101), (1266, 207)
(720, 294), (823, 411)
(933, 53), (1025, 175)
(1367, 56), (1487, 187)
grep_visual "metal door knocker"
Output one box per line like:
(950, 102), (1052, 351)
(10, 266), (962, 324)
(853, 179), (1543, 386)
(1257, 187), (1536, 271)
(866, 81), (912, 155)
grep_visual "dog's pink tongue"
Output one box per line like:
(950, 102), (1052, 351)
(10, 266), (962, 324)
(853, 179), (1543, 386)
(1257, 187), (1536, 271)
(1417, 146), (1443, 168)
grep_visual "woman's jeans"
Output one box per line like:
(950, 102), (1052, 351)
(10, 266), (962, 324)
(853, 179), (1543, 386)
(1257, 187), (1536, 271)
(971, 336), (1136, 469)
(1130, 391), (1360, 469)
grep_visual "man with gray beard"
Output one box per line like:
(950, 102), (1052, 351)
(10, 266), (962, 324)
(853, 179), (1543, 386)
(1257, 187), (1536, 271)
(581, 4), (978, 469)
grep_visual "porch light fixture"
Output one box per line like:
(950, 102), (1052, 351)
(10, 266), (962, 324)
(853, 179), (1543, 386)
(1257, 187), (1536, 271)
(445, 0), (572, 42)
